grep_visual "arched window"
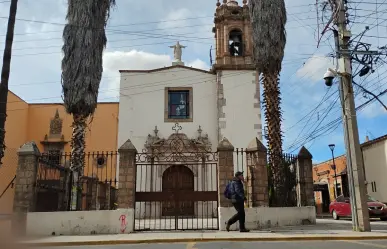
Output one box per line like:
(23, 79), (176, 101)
(229, 29), (243, 56)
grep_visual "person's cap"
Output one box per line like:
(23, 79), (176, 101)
(235, 171), (244, 177)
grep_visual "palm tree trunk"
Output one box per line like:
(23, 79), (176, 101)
(0, 0), (18, 165)
(262, 71), (285, 206)
(70, 114), (87, 210)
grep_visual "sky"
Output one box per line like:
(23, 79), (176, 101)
(0, 0), (386, 163)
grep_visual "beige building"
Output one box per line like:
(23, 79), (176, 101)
(362, 135), (387, 203)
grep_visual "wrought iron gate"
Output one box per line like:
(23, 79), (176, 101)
(134, 124), (219, 231)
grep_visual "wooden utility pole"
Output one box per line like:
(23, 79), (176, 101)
(334, 0), (371, 232)
(0, 0), (18, 165)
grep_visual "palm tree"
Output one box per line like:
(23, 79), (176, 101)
(61, 0), (116, 208)
(0, 0), (18, 166)
(248, 0), (287, 206)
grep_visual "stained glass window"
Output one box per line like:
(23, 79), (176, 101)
(168, 90), (190, 119)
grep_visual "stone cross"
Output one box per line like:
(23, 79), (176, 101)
(172, 123), (182, 133)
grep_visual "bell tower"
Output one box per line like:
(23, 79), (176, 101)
(212, 0), (255, 70)
(213, 0), (263, 147)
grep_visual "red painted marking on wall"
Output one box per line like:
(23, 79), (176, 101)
(119, 215), (127, 233)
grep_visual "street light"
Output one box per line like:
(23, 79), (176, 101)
(329, 144), (338, 198)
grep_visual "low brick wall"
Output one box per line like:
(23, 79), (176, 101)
(218, 206), (316, 231)
(26, 209), (134, 236)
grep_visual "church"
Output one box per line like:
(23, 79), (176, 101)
(118, 0), (262, 154)
(117, 0), (263, 219)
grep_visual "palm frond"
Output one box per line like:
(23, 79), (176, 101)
(61, 0), (116, 117)
(248, 0), (287, 73)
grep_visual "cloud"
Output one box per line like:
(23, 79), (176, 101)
(359, 97), (387, 118)
(295, 55), (335, 82)
(101, 50), (209, 99)
(156, 8), (213, 56)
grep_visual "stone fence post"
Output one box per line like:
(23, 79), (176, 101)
(296, 146), (314, 207)
(11, 142), (40, 236)
(117, 139), (137, 209)
(217, 138), (234, 208)
(246, 138), (269, 207)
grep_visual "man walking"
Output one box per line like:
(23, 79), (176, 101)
(226, 171), (249, 232)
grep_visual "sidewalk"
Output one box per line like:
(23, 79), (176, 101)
(19, 222), (387, 247)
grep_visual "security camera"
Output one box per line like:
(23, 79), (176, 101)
(323, 68), (337, 87)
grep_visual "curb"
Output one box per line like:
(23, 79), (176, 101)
(21, 235), (387, 247)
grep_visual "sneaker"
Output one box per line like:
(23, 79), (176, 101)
(240, 228), (250, 232)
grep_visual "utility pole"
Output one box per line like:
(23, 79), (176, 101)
(0, 0), (18, 165)
(334, 0), (371, 232)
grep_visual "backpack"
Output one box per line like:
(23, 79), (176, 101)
(224, 182), (233, 199)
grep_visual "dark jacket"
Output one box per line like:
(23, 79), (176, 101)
(230, 177), (245, 203)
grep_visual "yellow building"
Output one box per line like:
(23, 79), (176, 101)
(0, 90), (119, 215)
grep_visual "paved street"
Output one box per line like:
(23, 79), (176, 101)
(278, 218), (387, 232)
(30, 240), (387, 249)
(13, 218), (387, 248)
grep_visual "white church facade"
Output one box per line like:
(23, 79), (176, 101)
(117, 0), (263, 219)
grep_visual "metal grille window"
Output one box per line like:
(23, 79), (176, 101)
(48, 150), (61, 166)
(168, 90), (190, 119)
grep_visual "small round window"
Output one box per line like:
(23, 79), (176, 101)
(96, 156), (106, 167)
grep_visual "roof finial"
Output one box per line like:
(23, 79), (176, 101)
(54, 109), (60, 119)
(153, 126), (159, 138)
(216, 0), (221, 7)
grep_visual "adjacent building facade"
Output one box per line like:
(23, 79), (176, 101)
(0, 91), (119, 217)
(362, 135), (387, 203)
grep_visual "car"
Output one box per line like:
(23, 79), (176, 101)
(329, 195), (387, 221)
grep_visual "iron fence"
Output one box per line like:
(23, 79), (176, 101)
(35, 153), (71, 212)
(35, 151), (118, 212)
(267, 153), (298, 207)
(234, 149), (251, 206)
(234, 149), (299, 207)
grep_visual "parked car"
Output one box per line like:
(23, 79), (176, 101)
(329, 195), (387, 221)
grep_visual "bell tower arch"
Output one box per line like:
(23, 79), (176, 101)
(213, 0), (254, 70)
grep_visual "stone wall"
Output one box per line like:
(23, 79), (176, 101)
(26, 209), (134, 236)
(218, 206), (316, 231)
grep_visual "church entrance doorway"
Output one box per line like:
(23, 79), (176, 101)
(133, 124), (219, 231)
(162, 165), (194, 216)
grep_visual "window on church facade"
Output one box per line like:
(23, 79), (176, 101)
(164, 87), (193, 122)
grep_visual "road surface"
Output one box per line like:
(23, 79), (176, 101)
(31, 240), (387, 249)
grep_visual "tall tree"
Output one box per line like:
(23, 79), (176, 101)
(248, 0), (287, 206)
(61, 0), (115, 207)
(0, 0), (18, 166)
